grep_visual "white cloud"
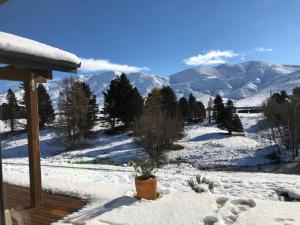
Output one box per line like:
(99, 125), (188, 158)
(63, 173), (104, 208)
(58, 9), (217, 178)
(183, 50), (238, 66)
(254, 47), (274, 52)
(79, 58), (150, 73)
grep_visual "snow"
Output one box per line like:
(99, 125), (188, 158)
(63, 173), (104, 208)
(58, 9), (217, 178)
(167, 114), (271, 168)
(2, 163), (300, 225)
(1, 114), (300, 224)
(0, 31), (80, 65)
(2, 114), (270, 168)
(0, 119), (26, 133)
(276, 187), (300, 200)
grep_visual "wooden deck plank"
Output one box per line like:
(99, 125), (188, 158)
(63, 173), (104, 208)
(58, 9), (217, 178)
(3, 183), (87, 225)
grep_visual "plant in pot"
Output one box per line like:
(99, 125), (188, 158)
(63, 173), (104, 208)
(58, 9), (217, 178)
(133, 159), (157, 200)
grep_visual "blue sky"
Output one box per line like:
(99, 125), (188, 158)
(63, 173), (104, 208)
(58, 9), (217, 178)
(1, 0), (300, 79)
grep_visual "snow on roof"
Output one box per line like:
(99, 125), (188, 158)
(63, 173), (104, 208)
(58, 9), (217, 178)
(0, 31), (80, 66)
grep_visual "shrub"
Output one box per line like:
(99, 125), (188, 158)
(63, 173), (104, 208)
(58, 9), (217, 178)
(133, 111), (183, 166)
(133, 159), (156, 180)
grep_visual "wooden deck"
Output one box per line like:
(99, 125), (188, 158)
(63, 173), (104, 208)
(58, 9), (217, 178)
(4, 183), (87, 225)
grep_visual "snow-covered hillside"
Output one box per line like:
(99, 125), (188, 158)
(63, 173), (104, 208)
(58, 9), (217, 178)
(170, 61), (300, 106)
(1, 61), (300, 107)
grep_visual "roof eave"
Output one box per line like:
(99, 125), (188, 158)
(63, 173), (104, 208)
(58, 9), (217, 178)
(0, 49), (80, 73)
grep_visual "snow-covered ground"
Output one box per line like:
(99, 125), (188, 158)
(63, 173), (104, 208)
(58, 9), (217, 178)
(2, 114), (271, 168)
(1, 113), (300, 225)
(0, 119), (26, 133)
(1, 125), (146, 165)
(167, 113), (272, 168)
(3, 163), (300, 225)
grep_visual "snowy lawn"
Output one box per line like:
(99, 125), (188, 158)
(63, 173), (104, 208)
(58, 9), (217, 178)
(167, 114), (272, 168)
(3, 163), (300, 225)
(2, 125), (146, 165)
(2, 114), (300, 224)
(2, 114), (271, 168)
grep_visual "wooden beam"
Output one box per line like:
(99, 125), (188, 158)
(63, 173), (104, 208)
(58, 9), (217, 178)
(25, 74), (43, 207)
(0, 66), (52, 83)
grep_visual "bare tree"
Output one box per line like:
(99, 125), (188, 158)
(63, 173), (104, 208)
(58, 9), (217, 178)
(262, 90), (300, 159)
(133, 111), (183, 166)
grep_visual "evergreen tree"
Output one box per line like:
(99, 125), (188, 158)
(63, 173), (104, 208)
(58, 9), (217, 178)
(197, 101), (206, 122)
(293, 87), (300, 98)
(223, 99), (235, 134)
(80, 82), (99, 129)
(178, 97), (190, 121)
(271, 91), (289, 104)
(188, 94), (204, 123)
(188, 94), (197, 122)
(231, 114), (244, 133)
(37, 84), (55, 128)
(5, 89), (20, 133)
(160, 86), (178, 117)
(223, 99), (243, 134)
(213, 95), (225, 126)
(102, 73), (144, 128)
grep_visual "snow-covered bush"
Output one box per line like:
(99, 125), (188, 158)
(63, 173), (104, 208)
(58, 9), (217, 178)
(276, 187), (300, 201)
(188, 175), (214, 193)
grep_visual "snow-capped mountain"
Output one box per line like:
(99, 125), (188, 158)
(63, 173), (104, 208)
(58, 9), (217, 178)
(169, 61), (300, 106)
(0, 72), (168, 107)
(1, 61), (300, 107)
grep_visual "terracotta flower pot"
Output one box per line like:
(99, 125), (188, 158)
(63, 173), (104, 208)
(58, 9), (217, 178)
(135, 176), (157, 200)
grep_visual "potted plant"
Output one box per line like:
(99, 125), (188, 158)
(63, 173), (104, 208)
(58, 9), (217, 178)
(133, 159), (157, 200)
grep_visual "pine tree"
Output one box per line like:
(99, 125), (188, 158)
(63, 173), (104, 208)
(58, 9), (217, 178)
(197, 101), (206, 122)
(37, 84), (55, 128)
(160, 86), (178, 117)
(188, 94), (204, 123)
(188, 94), (197, 122)
(271, 91), (289, 104)
(102, 73), (144, 128)
(178, 97), (190, 121)
(293, 87), (300, 98)
(213, 95), (225, 126)
(231, 114), (244, 133)
(223, 99), (243, 134)
(5, 89), (20, 133)
(223, 99), (235, 134)
(79, 82), (99, 129)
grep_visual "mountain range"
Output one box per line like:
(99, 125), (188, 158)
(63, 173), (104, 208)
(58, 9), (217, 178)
(1, 61), (300, 108)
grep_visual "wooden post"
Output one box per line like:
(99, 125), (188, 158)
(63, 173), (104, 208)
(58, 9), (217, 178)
(0, 141), (5, 225)
(25, 72), (43, 207)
